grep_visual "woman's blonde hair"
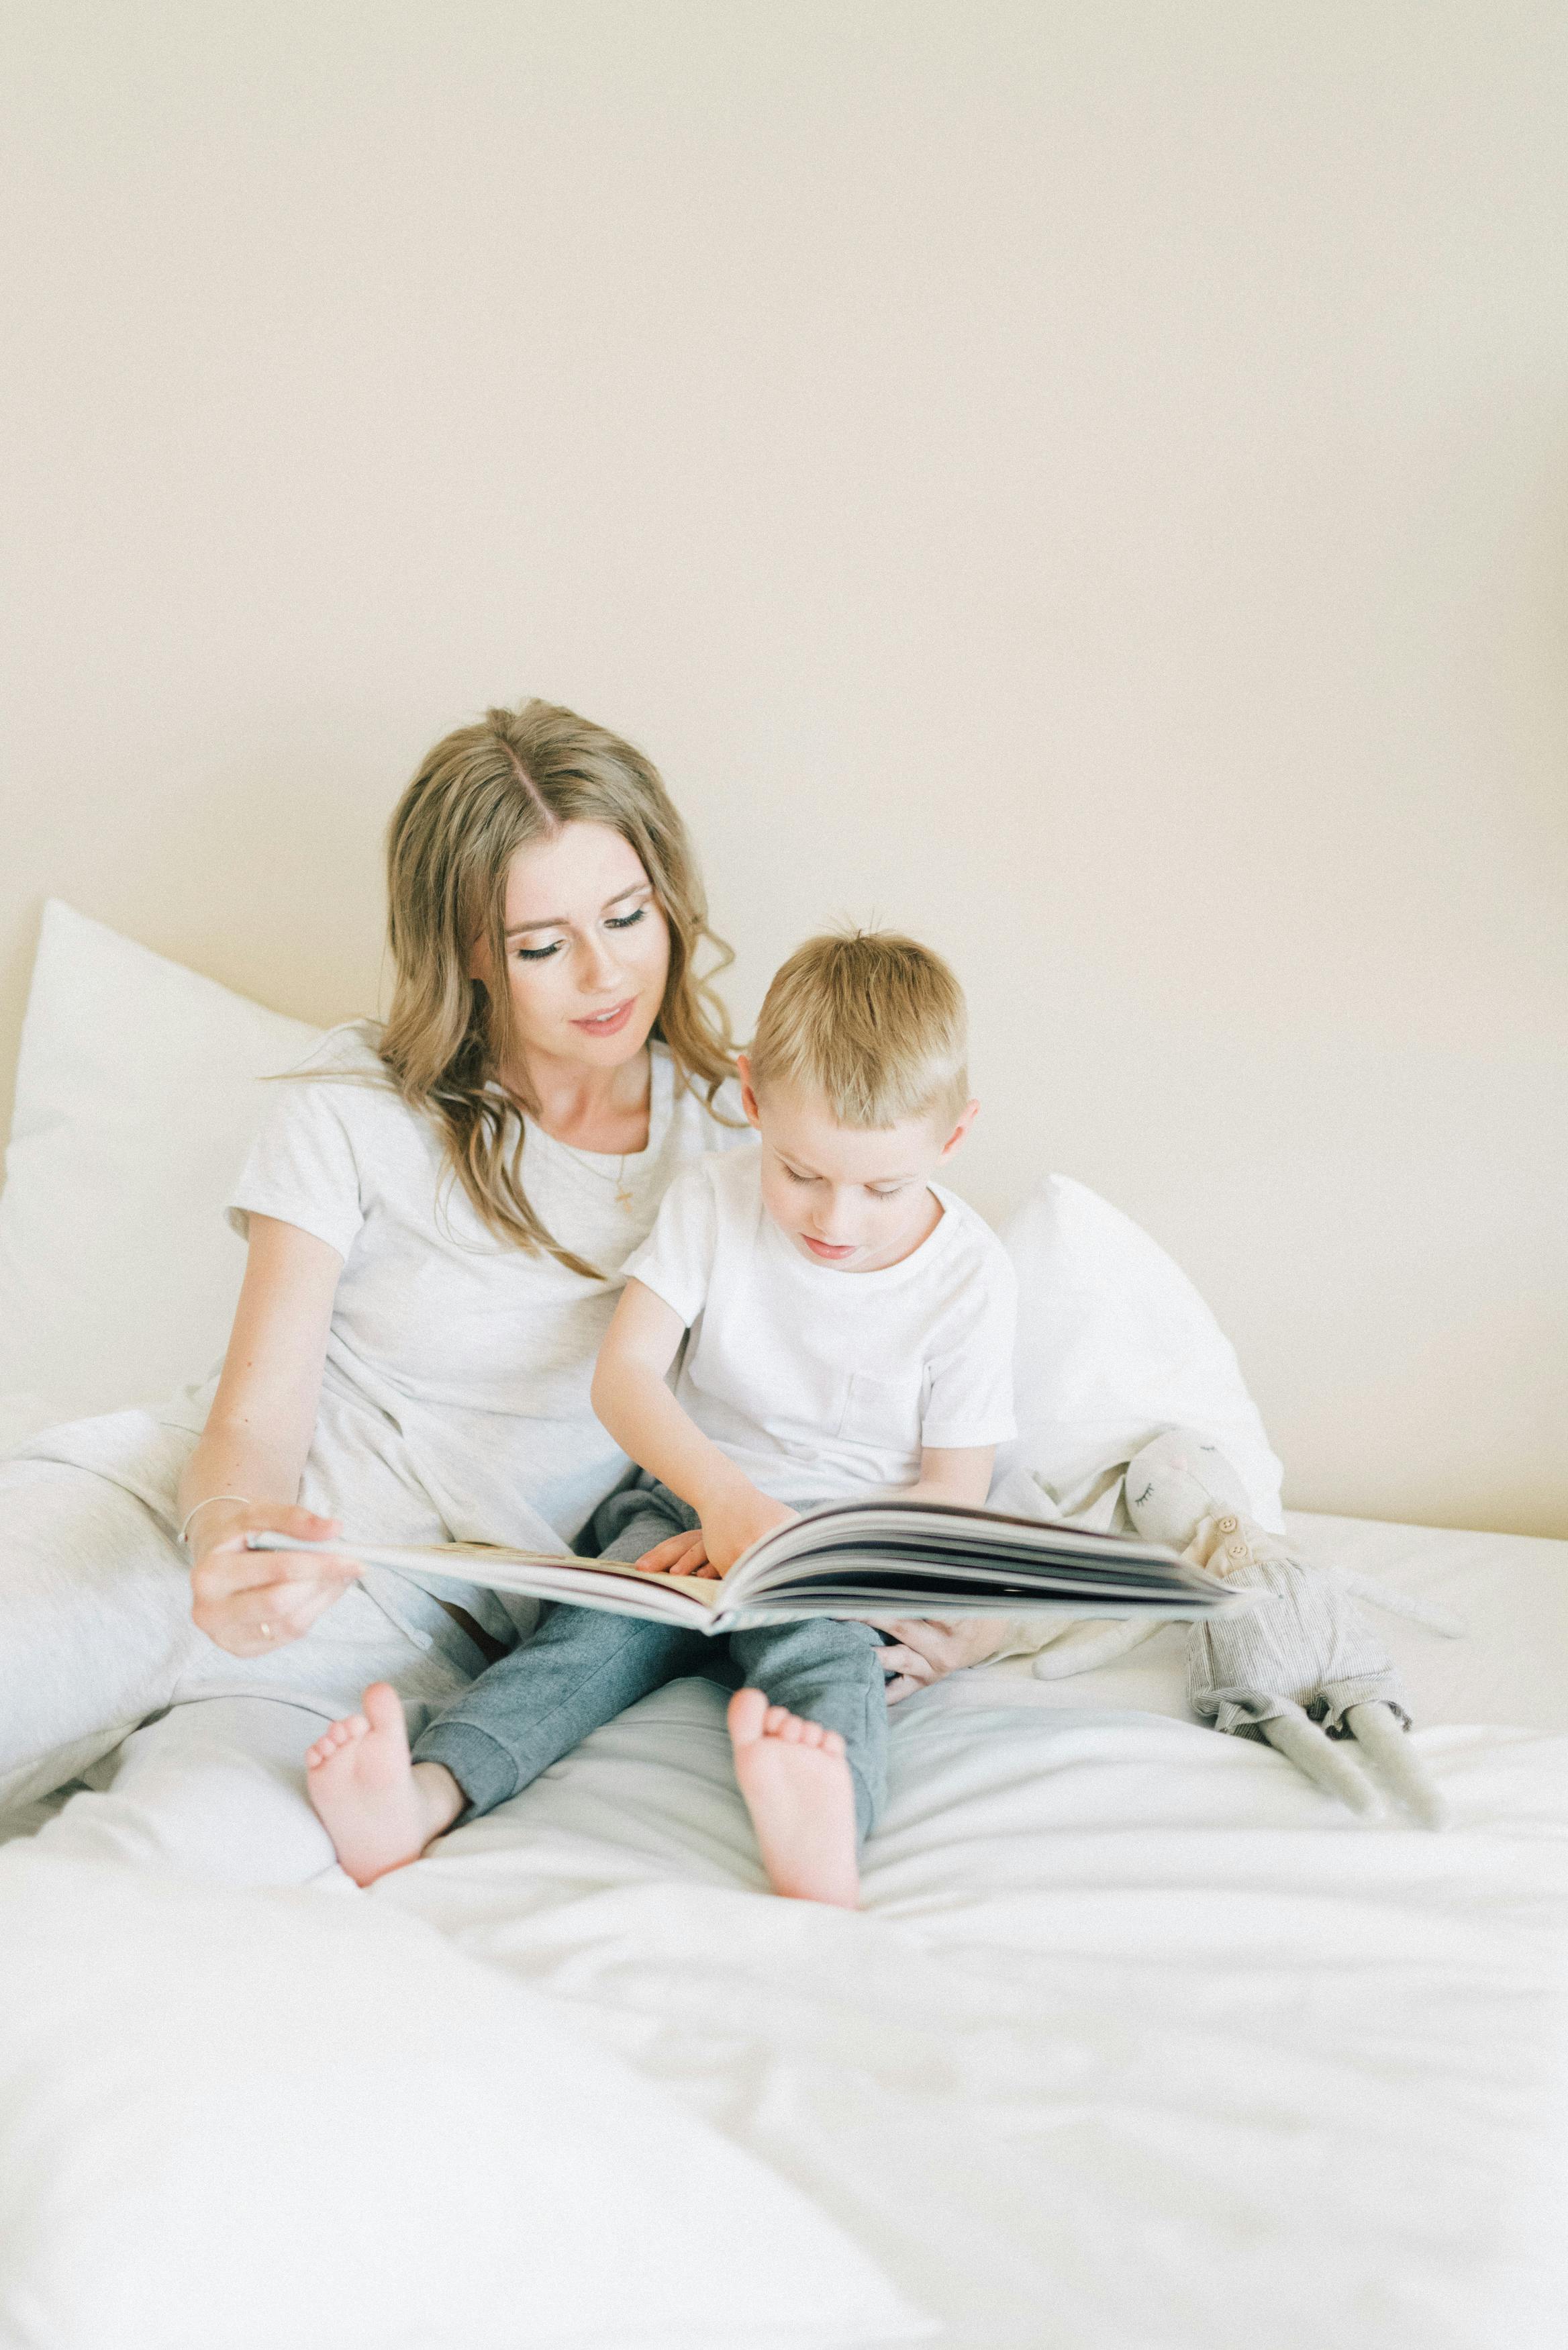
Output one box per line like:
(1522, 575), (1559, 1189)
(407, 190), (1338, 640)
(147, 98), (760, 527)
(375, 698), (736, 1277)
(749, 929), (969, 1129)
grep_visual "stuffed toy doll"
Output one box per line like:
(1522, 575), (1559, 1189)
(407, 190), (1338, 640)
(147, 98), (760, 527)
(1008, 1429), (1457, 1828)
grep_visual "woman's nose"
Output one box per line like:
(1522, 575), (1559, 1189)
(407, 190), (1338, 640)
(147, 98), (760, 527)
(577, 932), (624, 990)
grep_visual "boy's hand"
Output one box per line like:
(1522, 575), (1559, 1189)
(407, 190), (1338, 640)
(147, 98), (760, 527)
(636, 1526), (717, 1579)
(637, 1485), (798, 1580)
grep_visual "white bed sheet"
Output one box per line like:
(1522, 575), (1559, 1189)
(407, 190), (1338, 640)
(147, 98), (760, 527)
(364, 1509), (1568, 2350)
(5, 1510), (1567, 2347)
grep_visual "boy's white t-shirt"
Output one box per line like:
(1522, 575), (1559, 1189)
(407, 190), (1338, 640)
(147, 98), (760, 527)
(622, 1146), (1017, 1507)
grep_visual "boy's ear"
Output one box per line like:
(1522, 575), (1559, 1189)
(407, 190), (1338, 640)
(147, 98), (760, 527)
(736, 1052), (763, 1131)
(936, 1098), (981, 1162)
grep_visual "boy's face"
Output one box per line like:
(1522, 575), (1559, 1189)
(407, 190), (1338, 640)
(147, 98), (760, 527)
(737, 1059), (979, 1274)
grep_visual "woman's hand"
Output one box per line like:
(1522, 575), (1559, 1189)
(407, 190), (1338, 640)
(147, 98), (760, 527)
(877, 1616), (1020, 1703)
(188, 1504), (363, 1657)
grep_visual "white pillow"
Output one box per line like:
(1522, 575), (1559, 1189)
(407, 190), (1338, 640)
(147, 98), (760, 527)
(0, 1846), (928, 2350)
(0, 901), (323, 1444)
(996, 1173), (1285, 1530)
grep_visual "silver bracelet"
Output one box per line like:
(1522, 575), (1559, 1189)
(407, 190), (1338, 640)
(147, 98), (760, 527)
(179, 1493), (251, 1546)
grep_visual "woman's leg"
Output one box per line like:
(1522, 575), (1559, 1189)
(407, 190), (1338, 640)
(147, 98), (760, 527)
(34, 1697), (342, 1884)
(0, 1460), (195, 1816)
(30, 1579), (488, 1887)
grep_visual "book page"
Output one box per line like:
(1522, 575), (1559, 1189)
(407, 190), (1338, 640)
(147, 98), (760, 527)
(244, 1534), (726, 1611)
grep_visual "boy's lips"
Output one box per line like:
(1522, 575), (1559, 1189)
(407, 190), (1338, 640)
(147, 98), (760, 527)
(571, 996), (638, 1035)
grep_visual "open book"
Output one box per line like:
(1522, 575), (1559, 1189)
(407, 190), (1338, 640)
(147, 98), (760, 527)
(247, 1497), (1241, 1636)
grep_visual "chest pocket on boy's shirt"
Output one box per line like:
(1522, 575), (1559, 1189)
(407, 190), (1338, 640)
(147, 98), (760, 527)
(687, 1319), (849, 1459)
(839, 1366), (928, 1456)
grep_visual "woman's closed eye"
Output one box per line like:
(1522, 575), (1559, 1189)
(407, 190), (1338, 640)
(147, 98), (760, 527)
(513, 906), (650, 962)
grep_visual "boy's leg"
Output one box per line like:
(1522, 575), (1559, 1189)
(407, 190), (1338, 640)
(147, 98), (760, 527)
(723, 1618), (887, 1908)
(727, 1617), (889, 1840)
(407, 1602), (705, 1815)
(307, 1482), (707, 1880)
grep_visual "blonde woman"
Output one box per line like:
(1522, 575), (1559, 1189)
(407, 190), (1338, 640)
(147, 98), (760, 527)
(5, 699), (990, 1883)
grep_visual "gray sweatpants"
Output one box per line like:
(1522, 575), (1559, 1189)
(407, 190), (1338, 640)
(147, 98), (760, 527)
(415, 1479), (890, 1841)
(0, 1455), (503, 1885)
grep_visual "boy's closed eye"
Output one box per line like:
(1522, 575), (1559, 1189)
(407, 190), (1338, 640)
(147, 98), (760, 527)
(779, 1164), (910, 1198)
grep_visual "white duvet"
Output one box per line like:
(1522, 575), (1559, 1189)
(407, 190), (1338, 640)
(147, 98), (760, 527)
(4, 1513), (1567, 2349)
(371, 1667), (1568, 2350)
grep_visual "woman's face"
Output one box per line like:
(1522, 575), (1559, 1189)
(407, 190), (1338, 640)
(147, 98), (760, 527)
(473, 820), (672, 1079)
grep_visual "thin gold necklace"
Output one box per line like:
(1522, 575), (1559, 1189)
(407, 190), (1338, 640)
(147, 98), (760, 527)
(554, 1140), (636, 1211)
(526, 1054), (650, 1212)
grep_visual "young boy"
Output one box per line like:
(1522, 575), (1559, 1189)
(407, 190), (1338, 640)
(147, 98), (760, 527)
(307, 930), (1017, 1906)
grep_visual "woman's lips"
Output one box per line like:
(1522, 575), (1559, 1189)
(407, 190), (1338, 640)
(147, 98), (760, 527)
(802, 1236), (856, 1260)
(571, 996), (638, 1035)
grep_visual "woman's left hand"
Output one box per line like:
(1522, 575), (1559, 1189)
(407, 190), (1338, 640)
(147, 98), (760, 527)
(877, 1616), (1020, 1703)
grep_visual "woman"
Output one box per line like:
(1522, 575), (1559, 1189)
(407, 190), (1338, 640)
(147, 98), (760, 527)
(6, 699), (989, 1883)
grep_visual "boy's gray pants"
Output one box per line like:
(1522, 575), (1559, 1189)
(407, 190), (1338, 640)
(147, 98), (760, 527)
(414, 1479), (889, 1841)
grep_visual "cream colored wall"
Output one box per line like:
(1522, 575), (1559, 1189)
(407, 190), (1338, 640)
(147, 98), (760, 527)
(2, 4), (1564, 1536)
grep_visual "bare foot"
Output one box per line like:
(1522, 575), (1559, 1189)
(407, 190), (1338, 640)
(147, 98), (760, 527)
(305, 1683), (464, 1887)
(727, 1687), (861, 1908)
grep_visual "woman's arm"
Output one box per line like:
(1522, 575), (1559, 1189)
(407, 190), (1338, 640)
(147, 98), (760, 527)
(878, 1445), (1012, 1698)
(591, 1279), (795, 1575)
(180, 1214), (364, 1655)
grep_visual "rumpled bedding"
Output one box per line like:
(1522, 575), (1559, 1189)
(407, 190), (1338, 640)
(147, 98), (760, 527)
(2, 1452), (1566, 2347)
(368, 1672), (1568, 2350)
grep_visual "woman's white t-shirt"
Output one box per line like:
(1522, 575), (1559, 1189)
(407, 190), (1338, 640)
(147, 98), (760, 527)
(226, 1022), (750, 1578)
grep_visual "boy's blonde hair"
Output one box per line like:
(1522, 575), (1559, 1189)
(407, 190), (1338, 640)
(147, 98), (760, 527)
(749, 930), (969, 1130)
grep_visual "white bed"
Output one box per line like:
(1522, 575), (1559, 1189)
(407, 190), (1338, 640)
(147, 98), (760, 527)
(2, 910), (1565, 2349)
(363, 1509), (1568, 2350)
(4, 1510), (1563, 2349)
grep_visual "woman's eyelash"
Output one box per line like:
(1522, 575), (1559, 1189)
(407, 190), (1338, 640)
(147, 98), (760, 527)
(513, 904), (651, 961)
